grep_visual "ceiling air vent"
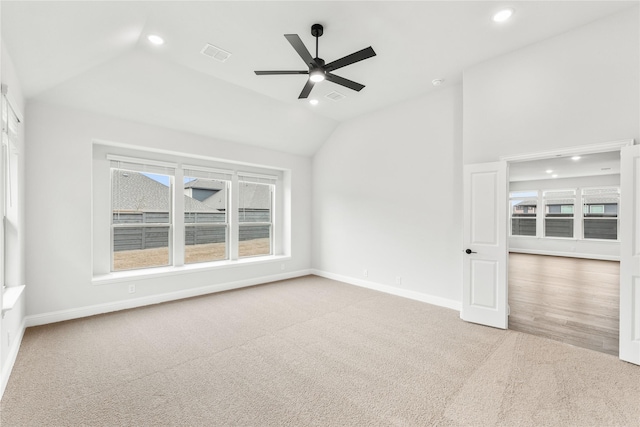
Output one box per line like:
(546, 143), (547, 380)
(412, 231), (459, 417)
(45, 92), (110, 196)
(201, 44), (232, 62)
(325, 91), (346, 102)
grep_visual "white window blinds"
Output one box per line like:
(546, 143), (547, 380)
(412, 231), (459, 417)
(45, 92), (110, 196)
(582, 187), (620, 205)
(107, 154), (176, 176)
(183, 165), (233, 181)
(238, 172), (277, 185)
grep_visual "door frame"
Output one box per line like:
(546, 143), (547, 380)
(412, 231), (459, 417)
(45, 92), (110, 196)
(499, 138), (634, 360)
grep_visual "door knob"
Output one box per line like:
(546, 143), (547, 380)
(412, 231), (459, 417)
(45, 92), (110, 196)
(465, 249), (477, 254)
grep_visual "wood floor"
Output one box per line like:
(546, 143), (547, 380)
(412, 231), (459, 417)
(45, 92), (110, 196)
(508, 253), (620, 356)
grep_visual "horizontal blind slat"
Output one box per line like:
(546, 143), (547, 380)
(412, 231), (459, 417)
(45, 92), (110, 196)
(238, 173), (277, 185)
(184, 165), (232, 181)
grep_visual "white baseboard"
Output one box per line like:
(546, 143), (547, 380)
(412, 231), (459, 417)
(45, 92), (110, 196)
(25, 269), (312, 327)
(508, 249), (620, 261)
(1, 317), (26, 401)
(311, 269), (461, 312)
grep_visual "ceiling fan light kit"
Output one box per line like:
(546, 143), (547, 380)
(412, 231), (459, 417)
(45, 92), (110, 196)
(255, 23), (376, 99)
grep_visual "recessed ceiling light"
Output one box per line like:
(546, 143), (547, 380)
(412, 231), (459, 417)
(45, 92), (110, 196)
(432, 79), (444, 86)
(571, 156), (581, 161)
(551, 174), (558, 178)
(493, 8), (514, 23)
(147, 34), (165, 45)
(545, 170), (553, 174)
(309, 99), (319, 105)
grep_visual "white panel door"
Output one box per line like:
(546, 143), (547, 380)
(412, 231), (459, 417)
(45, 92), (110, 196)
(620, 144), (640, 365)
(462, 162), (508, 329)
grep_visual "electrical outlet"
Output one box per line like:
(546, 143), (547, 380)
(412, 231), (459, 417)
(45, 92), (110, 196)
(395, 276), (402, 285)
(128, 284), (136, 294)
(363, 269), (368, 278)
(281, 263), (285, 271)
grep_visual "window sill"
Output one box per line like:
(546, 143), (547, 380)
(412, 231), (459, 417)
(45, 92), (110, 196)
(2, 285), (25, 316)
(92, 255), (291, 285)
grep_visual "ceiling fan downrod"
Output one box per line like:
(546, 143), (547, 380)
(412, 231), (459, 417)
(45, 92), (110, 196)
(311, 23), (323, 61)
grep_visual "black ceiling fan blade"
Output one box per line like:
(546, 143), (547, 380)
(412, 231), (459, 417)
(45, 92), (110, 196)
(284, 34), (317, 67)
(255, 70), (309, 75)
(298, 79), (315, 99)
(325, 73), (365, 92)
(325, 46), (376, 72)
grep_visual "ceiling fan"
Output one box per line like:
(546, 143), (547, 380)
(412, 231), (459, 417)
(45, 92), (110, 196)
(254, 23), (376, 99)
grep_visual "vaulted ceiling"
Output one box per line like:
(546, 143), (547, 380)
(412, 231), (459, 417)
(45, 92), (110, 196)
(2, 1), (636, 156)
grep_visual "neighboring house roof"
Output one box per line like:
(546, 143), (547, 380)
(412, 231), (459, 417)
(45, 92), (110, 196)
(112, 171), (271, 212)
(112, 171), (219, 212)
(239, 182), (271, 210)
(186, 179), (271, 210)
(201, 192), (225, 210)
(514, 200), (537, 207)
(184, 178), (225, 191)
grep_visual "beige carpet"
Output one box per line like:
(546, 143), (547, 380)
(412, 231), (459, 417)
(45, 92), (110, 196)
(1, 275), (639, 426)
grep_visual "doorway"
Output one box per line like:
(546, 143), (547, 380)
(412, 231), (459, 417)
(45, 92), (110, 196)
(507, 150), (622, 356)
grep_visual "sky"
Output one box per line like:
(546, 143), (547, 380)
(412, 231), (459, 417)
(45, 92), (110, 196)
(143, 173), (195, 187)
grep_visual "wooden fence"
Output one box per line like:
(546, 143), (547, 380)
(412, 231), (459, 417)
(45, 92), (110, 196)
(113, 211), (270, 251)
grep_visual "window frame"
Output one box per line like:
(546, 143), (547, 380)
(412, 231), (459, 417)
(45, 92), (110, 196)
(581, 186), (620, 241)
(509, 190), (539, 237)
(93, 144), (287, 279)
(110, 166), (175, 272)
(1, 93), (21, 292)
(183, 172), (230, 265)
(543, 189), (576, 239)
(238, 177), (275, 258)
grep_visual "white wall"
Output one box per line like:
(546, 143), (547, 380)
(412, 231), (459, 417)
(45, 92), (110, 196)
(463, 8), (639, 164)
(24, 102), (312, 319)
(1, 42), (27, 399)
(311, 85), (463, 309)
(509, 174), (620, 260)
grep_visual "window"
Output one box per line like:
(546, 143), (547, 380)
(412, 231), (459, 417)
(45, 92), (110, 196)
(582, 187), (619, 240)
(183, 167), (231, 264)
(238, 174), (275, 258)
(2, 93), (20, 289)
(95, 148), (285, 275)
(543, 189), (575, 238)
(510, 190), (538, 236)
(110, 158), (175, 271)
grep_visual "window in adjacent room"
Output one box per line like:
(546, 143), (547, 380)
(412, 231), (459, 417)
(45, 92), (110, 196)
(582, 187), (619, 240)
(543, 189), (575, 238)
(509, 190), (538, 236)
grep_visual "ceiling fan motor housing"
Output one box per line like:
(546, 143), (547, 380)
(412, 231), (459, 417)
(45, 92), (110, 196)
(311, 24), (323, 38)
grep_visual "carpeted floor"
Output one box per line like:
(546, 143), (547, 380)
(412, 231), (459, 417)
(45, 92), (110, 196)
(1, 275), (639, 426)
